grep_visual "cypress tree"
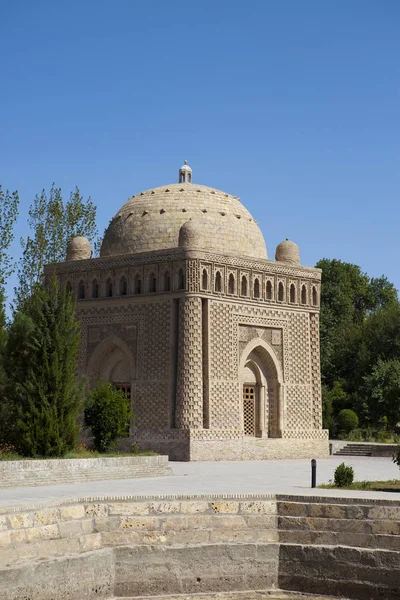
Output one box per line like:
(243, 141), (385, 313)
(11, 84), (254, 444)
(5, 277), (84, 457)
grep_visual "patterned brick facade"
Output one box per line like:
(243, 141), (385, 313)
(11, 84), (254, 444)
(46, 175), (328, 460)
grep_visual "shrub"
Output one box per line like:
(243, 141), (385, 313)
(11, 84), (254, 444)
(334, 462), (354, 487)
(337, 409), (359, 434)
(84, 382), (132, 452)
(343, 428), (364, 442)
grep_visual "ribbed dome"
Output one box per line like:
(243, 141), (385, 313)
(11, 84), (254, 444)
(100, 183), (267, 259)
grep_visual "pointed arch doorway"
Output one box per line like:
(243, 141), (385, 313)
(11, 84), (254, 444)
(86, 335), (136, 401)
(239, 339), (283, 438)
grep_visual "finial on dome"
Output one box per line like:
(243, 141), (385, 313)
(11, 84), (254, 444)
(178, 160), (192, 183)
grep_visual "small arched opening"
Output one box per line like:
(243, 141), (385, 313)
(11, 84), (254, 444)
(163, 270), (171, 292)
(106, 278), (113, 297)
(134, 275), (142, 295)
(278, 281), (284, 302)
(228, 273), (235, 295)
(92, 279), (99, 298)
(312, 286), (318, 306)
(241, 275), (248, 296)
(120, 276), (127, 296)
(301, 284), (307, 305)
(266, 280), (273, 300)
(148, 273), (157, 293)
(215, 271), (222, 293)
(177, 268), (185, 290)
(254, 278), (260, 298)
(78, 281), (85, 300)
(290, 283), (296, 303)
(202, 269), (208, 291)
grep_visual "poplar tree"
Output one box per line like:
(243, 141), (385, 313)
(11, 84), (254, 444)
(0, 186), (19, 388)
(4, 277), (84, 457)
(15, 185), (99, 307)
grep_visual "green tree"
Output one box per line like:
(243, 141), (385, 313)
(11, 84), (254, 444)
(361, 358), (400, 430)
(337, 409), (359, 434)
(84, 382), (132, 452)
(16, 185), (99, 307)
(0, 186), (19, 291)
(317, 258), (400, 431)
(4, 277), (84, 456)
(0, 186), (19, 404)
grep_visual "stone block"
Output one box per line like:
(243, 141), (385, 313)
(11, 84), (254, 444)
(308, 503), (346, 519)
(108, 502), (149, 515)
(149, 501), (181, 514)
(93, 517), (121, 533)
(79, 533), (102, 552)
(9, 529), (26, 544)
(240, 501), (276, 514)
(211, 501), (239, 514)
(370, 520), (400, 535)
(277, 502), (308, 517)
(34, 509), (60, 526)
(243, 515), (277, 529)
(0, 531), (11, 547)
(26, 527), (41, 542)
(60, 505), (86, 520)
(180, 501), (210, 514)
(39, 524), (60, 540)
(119, 516), (160, 530)
(59, 520), (83, 538)
(7, 513), (34, 529)
(85, 503), (108, 517)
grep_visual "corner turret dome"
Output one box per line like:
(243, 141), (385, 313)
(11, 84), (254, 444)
(100, 170), (267, 259)
(66, 236), (92, 261)
(275, 239), (300, 265)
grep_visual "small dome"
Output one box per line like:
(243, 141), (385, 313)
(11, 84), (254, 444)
(180, 160), (192, 172)
(178, 220), (202, 249)
(66, 236), (92, 261)
(275, 239), (300, 265)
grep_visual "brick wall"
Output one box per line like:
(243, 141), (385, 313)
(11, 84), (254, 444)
(0, 455), (171, 488)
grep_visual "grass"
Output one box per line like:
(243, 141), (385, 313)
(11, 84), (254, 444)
(0, 444), (157, 461)
(320, 479), (400, 492)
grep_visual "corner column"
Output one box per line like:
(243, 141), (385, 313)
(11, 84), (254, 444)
(175, 297), (203, 429)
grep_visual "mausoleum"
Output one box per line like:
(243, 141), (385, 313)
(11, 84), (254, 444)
(47, 162), (329, 460)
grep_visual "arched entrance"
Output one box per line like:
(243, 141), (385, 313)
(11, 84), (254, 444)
(86, 335), (136, 400)
(239, 338), (283, 438)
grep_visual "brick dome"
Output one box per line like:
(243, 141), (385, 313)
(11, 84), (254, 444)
(66, 236), (92, 261)
(100, 182), (267, 259)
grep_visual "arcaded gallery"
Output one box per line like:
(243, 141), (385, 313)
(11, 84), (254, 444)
(48, 162), (328, 460)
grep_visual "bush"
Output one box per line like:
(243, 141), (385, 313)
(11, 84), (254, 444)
(337, 409), (359, 434)
(84, 382), (132, 452)
(342, 428), (364, 442)
(334, 462), (354, 487)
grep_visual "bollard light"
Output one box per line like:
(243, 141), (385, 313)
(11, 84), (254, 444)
(311, 458), (317, 488)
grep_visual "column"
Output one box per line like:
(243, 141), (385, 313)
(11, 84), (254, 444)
(175, 297), (203, 429)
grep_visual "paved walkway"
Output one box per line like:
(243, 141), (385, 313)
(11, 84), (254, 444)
(1, 456), (399, 509)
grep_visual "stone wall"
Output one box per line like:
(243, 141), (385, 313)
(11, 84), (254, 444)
(0, 455), (171, 488)
(0, 494), (399, 599)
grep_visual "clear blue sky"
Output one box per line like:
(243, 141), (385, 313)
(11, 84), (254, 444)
(1, 0), (399, 304)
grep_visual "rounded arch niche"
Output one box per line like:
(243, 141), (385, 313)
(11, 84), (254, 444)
(86, 335), (136, 391)
(239, 338), (283, 438)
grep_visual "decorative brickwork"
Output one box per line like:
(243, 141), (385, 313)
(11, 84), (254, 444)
(310, 312), (323, 429)
(176, 297), (203, 429)
(47, 171), (327, 460)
